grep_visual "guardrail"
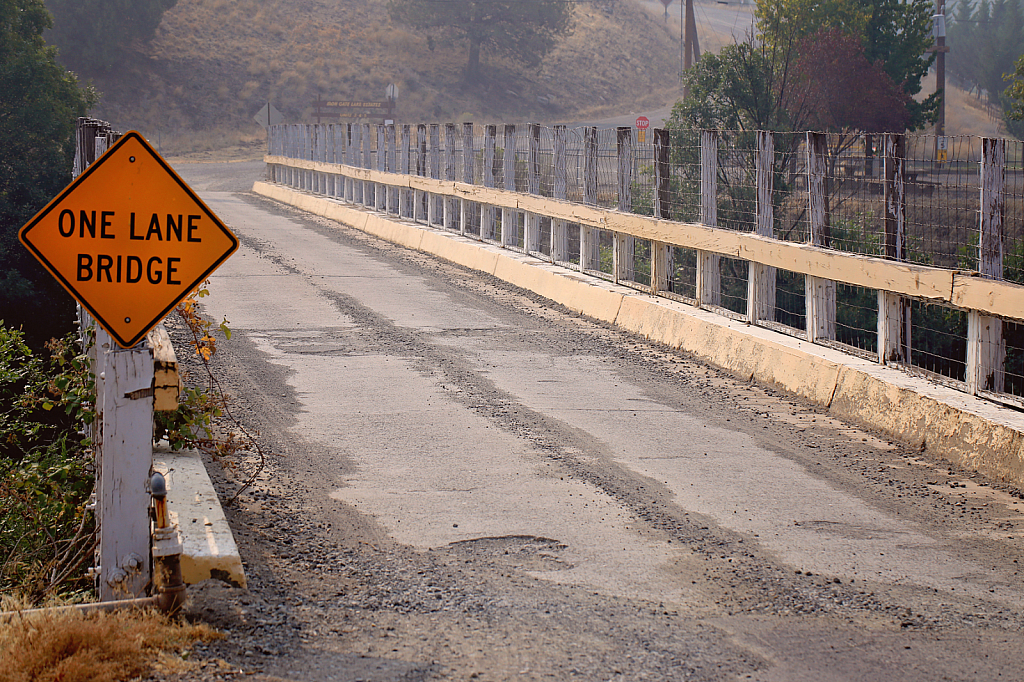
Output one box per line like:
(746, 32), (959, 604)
(265, 122), (1024, 410)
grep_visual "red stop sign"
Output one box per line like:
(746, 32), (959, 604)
(635, 116), (650, 129)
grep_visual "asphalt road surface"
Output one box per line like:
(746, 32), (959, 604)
(165, 160), (1024, 681)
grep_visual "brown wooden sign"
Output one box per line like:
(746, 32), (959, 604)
(310, 96), (394, 122)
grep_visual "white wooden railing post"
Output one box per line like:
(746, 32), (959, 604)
(461, 122), (474, 236)
(415, 124), (427, 222)
(551, 125), (569, 264)
(748, 130), (776, 324)
(346, 123), (355, 202)
(362, 123), (373, 208)
(400, 124), (411, 217)
(387, 124), (398, 214)
(526, 124), (542, 254)
(651, 128), (671, 294)
(698, 130), (721, 307)
(615, 126), (635, 283)
(879, 133), (909, 365)
(318, 123), (325, 193)
(329, 124), (338, 196)
(502, 125), (517, 247)
(581, 126), (599, 271)
(430, 124), (441, 226)
(444, 123), (456, 231)
(379, 124), (391, 213)
(968, 138), (1006, 393)
(806, 132), (836, 343)
(483, 125), (497, 240)
(350, 124), (361, 203)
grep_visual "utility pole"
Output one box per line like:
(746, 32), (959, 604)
(932, 0), (949, 162)
(682, 0), (700, 100)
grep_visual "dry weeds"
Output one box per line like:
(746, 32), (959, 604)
(0, 602), (222, 682)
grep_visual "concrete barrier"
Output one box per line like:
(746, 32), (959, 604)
(253, 181), (1024, 487)
(153, 444), (246, 588)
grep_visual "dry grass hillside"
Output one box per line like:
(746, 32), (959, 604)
(88, 0), (694, 154)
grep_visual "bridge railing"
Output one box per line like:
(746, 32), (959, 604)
(265, 122), (1024, 409)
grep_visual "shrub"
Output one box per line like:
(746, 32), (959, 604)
(0, 324), (95, 601)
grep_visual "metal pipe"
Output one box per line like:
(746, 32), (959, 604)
(0, 596), (160, 622)
(150, 472), (187, 616)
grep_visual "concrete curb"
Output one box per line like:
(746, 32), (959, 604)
(153, 444), (247, 588)
(253, 181), (1024, 487)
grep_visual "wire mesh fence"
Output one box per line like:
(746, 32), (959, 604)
(718, 256), (749, 319)
(269, 124), (1024, 284)
(835, 283), (878, 357)
(907, 300), (968, 385)
(267, 122), (1024, 408)
(1005, 140), (1024, 284)
(774, 268), (806, 334)
(668, 247), (698, 301)
(1002, 320), (1024, 402)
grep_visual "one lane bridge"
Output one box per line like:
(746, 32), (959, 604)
(164, 157), (1024, 682)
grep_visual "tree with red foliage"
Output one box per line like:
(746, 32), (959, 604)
(788, 27), (913, 133)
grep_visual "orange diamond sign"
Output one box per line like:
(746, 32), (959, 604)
(19, 131), (238, 348)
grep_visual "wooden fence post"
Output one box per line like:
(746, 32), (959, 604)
(385, 124), (397, 214)
(330, 124), (340, 196)
(526, 123), (542, 254)
(429, 124), (441, 226)
(346, 123), (356, 202)
(70, 123), (154, 602)
(415, 124), (427, 222)
(483, 125), (497, 240)
(968, 137), (1006, 393)
(651, 128), (671, 294)
(352, 124), (363, 204)
(97, 329), (154, 600)
(444, 123), (456, 231)
(552, 125), (569, 264)
(502, 124), (517, 247)
(401, 124), (411, 217)
(581, 126), (599, 271)
(879, 133), (909, 364)
(748, 130), (776, 323)
(362, 123), (373, 208)
(698, 130), (721, 307)
(806, 132), (836, 343)
(315, 122), (323, 191)
(615, 126), (635, 283)
(461, 122), (474, 236)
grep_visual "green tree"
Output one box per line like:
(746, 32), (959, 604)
(948, 0), (1024, 104)
(45, 0), (178, 74)
(0, 0), (95, 349)
(755, 0), (937, 130)
(1007, 53), (1024, 117)
(860, 0), (938, 130)
(947, 0), (983, 95)
(672, 37), (804, 133)
(388, 0), (573, 81)
(1006, 53), (1024, 138)
(756, 0), (868, 43)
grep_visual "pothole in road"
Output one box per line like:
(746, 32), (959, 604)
(448, 535), (574, 572)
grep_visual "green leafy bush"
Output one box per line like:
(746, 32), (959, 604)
(0, 323), (95, 601)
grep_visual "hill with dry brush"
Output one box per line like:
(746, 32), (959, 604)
(86, 0), (691, 154)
